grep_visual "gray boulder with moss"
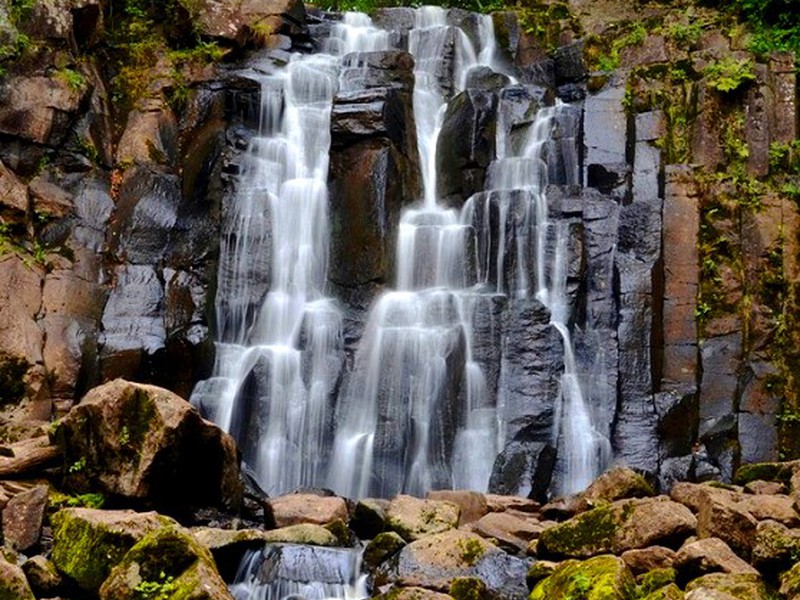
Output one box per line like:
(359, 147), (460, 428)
(54, 379), (242, 514)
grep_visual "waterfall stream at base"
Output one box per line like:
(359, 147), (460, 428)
(192, 4), (611, 568)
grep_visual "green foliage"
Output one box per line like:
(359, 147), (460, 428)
(56, 68), (86, 91)
(135, 572), (177, 600)
(667, 21), (703, 46)
(313, 0), (505, 13)
(69, 456), (87, 473)
(703, 57), (756, 93)
(727, 0), (799, 55)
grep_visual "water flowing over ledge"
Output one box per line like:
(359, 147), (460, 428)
(191, 5), (612, 502)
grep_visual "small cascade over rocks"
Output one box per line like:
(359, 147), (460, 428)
(193, 4), (613, 504)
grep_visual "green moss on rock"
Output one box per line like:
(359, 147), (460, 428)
(449, 576), (487, 600)
(636, 568), (676, 597)
(537, 504), (619, 558)
(364, 531), (406, 567)
(529, 555), (637, 600)
(687, 573), (774, 600)
(733, 462), (798, 485)
(780, 561), (800, 598)
(262, 524), (339, 546)
(642, 583), (683, 600)
(527, 561), (557, 590)
(50, 508), (174, 592)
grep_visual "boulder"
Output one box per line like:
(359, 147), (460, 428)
(674, 538), (759, 579)
(386, 495), (460, 542)
(55, 379), (242, 514)
(570, 466), (654, 512)
(374, 587), (453, 600)
(686, 573), (773, 600)
(21, 556), (64, 598)
(470, 511), (543, 553)
(744, 480), (785, 495)
(263, 524), (340, 546)
(781, 561), (800, 599)
(1, 484), (48, 553)
(268, 493), (348, 528)
(621, 546), (676, 575)
(50, 508), (175, 592)
(0, 159), (28, 222)
(696, 495), (758, 559)
(190, 0), (305, 43)
(484, 494), (540, 514)
(530, 555), (637, 600)
(537, 497), (696, 559)
(352, 498), (389, 538)
(427, 490), (487, 525)
(0, 554), (35, 600)
(636, 568), (677, 597)
(736, 494), (800, 526)
(643, 584), (683, 600)
(378, 528), (527, 599)
(364, 531), (407, 567)
(99, 525), (233, 600)
(734, 461), (799, 485)
(751, 519), (800, 571)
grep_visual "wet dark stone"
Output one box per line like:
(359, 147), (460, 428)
(465, 65), (511, 91)
(436, 89), (497, 206)
(340, 50), (415, 91)
(553, 42), (586, 84)
(489, 438), (556, 501)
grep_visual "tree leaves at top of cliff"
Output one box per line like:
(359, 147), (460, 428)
(701, 0), (799, 56)
(315, 0), (505, 15)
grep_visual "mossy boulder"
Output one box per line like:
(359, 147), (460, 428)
(537, 497), (696, 559)
(99, 525), (233, 600)
(352, 497), (389, 538)
(733, 462), (799, 485)
(386, 495), (460, 542)
(374, 587), (454, 600)
(571, 467), (654, 512)
(449, 576), (488, 600)
(526, 561), (557, 589)
(263, 523), (340, 546)
(752, 519), (800, 572)
(686, 573), (774, 600)
(529, 555), (637, 600)
(365, 531), (407, 567)
(636, 568), (676, 597)
(0, 554), (35, 600)
(674, 537), (758, 580)
(55, 379), (242, 515)
(21, 556), (64, 598)
(780, 561), (800, 599)
(50, 508), (175, 592)
(642, 583), (683, 600)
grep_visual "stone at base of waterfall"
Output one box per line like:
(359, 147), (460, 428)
(745, 480), (786, 495)
(696, 497), (758, 560)
(536, 497), (696, 559)
(484, 494), (540, 514)
(781, 561), (800, 600)
(569, 466), (655, 512)
(686, 573), (773, 600)
(2, 484), (48, 553)
(365, 531), (407, 567)
(50, 507), (177, 592)
(621, 546), (677, 575)
(99, 526), (233, 600)
(352, 498), (390, 538)
(267, 493), (349, 528)
(377, 529), (529, 600)
(386, 495), (460, 542)
(752, 520), (800, 571)
(427, 490), (488, 525)
(468, 511), (544, 553)
(674, 538), (759, 579)
(737, 494), (800, 527)
(55, 379), (242, 514)
(529, 555), (637, 600)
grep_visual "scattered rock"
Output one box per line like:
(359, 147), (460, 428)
(268, 493), (349, 528)
(1, 484), (48, 553)
(674, 537), (759, 579)
(56, 379), (242, 514)
(621, 546), (676, 575)
(386, 495), (460, 542)
(427, 490), (488, 525)
(751, 519), (800, 571)
(530, 555), (637, 600)
(21, 556), (64, 598)
(571, 466), (654, 512)
(364, 531), (407, 567)
(484, 495), (540, 514)
(374, 587), (453, 600)
(686, 573), (773, 600)
(99, 525), (234, 600)
(352, 498), (389, 538)
(696, 495), (758, 559)
(50, 507), (175, 592)
(0, 554), (35, 600)
(470, 511), (543, 553)
(743, 480), (785, 495)
(263, 524), (340, 546)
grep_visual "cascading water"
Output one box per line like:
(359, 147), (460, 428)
(194, 4), (611, 508)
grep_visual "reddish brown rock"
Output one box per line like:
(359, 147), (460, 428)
(570, 466), (654, 512)
(621, 546), (677, 575)
(752, 519), (800, 571)
(485, 494), (540, 514)
(268, 494), (348, 528)
(737, 494), (799, 527)
(697, 496), (758, 559)
(675, 537), (759, 579)
(744, 480), (786, 495)
(190, 0), (305, 43)
(0, 159), (28, 221)
(1, 484), (48, 553)
(56, 379), (242, 513)
(0, 554), (35, 600)
(427, 490), (487, 525)
(0, 76), (85, 145)
(386, 495), (460, 542)
(470, 511), (544, 553)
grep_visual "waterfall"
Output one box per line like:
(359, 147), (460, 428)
(194, 5), (611, 503)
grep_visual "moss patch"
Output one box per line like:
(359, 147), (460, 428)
(529, 555), (637, 600)
(636, 568), (676, 597)
(537, 504), (619, 559)
(733, 462), (797, 485)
